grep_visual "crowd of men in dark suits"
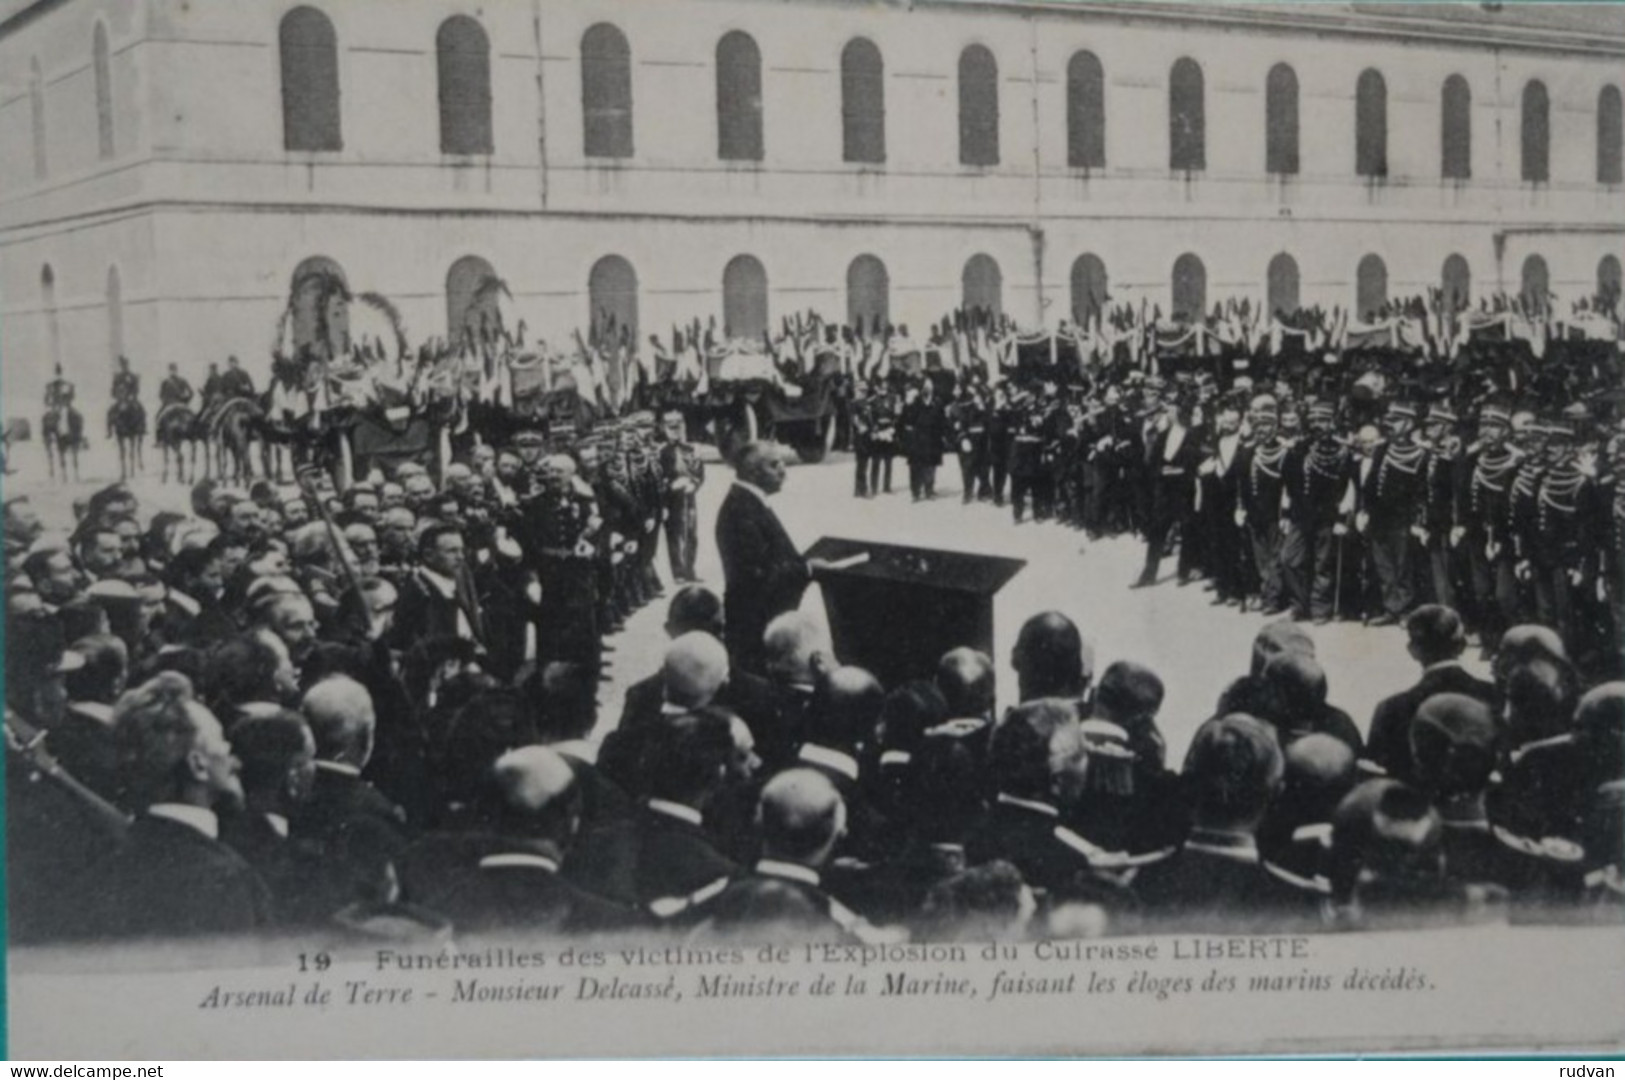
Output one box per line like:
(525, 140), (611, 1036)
(4, 404), (1621, 947)
(848, 363), (1625, 685)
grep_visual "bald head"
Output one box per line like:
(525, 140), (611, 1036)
(812, 665), (885, 751)
(540, 454), (576, 489)
(665, 584), (724, 640)
(937, 647), (995, 720)
(1251, 619), (1316, 677)
(759, 768), (846, 864)
(661, 632), (731, 710)
(1494, 624), (1567, 688)
(1012, 612), (1089, 702)
(1095, 661), (1164, 728)
(301, 675), (376, 766)
(734, 441), (780, 483)
(763, 612), (830, 688)
(1284, 732), (1357, 794)
(493, 745), (575, 812)
(490, 745), (581, 845)
(1262, 650), (1328, 723)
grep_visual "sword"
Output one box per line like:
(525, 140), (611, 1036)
(1333, 530), (1344, 621)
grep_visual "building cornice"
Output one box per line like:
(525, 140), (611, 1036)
(6, 0), (1623, 58)
(0, 0), (68, 39)
(907, 0), (1625, 58)
(4, 196), (1622, 247)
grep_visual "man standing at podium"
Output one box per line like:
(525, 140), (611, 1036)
(716, 442), (831, 675)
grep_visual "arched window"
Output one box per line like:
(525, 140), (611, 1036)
(1169, 57), (1204, 171)
(958, 45), (999, 167)
(841, 38), (884, 165)
(41, 264), (61, 370)
(846, 255), (889, 330)
(1267, 253), (1300, 317)
(279, 7), (341, 152)
(106, 266), (124, 364)
(30, 57), (46, 180)
(446, 255), (502, 346)
(288, 256), (350, 358)
(962, 254), (1002, 318)
(1598, 254), (1622, 309)
(1520, 255), (1550, 313)
(1598, 85), (1623, 185)
(1442, 74), (1471, 180)
(1067, 50), (1105, 169)
(1265, 63), (1298, 175)
(588, 255), (639, 344)
(716, 31), (763, 162)
(1356, 254), (1388, 320)
(1171, 253), (1206, 322)
(437, 16), (492, 155)
(1522, 80), (1549, 183)
(1356, 68), (1387, 178)
(94, 23), (114, 161)
(723, 255), (769, 340)
(582, 23), (632, 159)
(1441, 254), (1471, 314)
(1070, 254), (1108, 327)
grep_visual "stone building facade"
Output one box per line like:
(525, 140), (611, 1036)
(1, 0), (1621, 412)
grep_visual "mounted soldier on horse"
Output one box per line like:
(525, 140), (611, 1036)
(42, 364), (83, 482)
(108, 356), (147, 480)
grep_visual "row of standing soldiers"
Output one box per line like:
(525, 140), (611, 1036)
(445, 410), (706, 681)
(848, 371), (1624, 680)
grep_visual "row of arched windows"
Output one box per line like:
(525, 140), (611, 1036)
(19, 12), (1623, 186)
(279, 7), (494, 153)
(265, 8), (1625, 184)
(33, 264), (125, 368)
(452, 252), (1625, 340)
(27, 22), (122, 179)
(33, 252), (1620, 372)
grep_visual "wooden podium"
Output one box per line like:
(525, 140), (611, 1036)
(806, 536), (1026, 689)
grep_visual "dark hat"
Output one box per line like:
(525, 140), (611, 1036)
(1478, 404), (1512, 427)
(1385, 401), (1419, 420)
(1425, 404), (1459, 425)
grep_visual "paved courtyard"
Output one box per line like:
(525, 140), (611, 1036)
(4, 439), (1462, 761)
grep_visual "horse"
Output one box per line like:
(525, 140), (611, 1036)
(209, 397), (260, 485)
(257, 406), (308, 485)
(110, 398), (147, 481)
(155, 403), (203, 484)
(42, 405), (84, 482)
